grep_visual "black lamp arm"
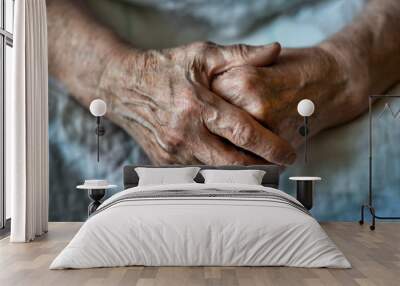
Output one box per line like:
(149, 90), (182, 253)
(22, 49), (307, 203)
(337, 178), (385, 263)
(95, 116), (106, 162)
(298, 116), (310, 164)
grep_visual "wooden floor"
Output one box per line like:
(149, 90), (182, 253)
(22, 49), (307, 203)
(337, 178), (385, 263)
(0, 222), (399, 286)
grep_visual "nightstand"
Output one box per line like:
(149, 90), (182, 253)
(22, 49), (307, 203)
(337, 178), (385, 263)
(77, 183), (117, 216)
(289, 177), (321, 210)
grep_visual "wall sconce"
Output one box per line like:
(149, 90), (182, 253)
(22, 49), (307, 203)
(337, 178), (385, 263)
(89, 99), (107, 162)
(297, 99), (315, 164)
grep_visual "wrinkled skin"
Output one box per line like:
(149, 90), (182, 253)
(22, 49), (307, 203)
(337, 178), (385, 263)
(212, 47), (363, 148)
(100, 42), (297, 165)
(47, 0), (400, 166)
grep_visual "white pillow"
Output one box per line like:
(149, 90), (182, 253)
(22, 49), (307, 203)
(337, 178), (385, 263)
(200, 169), (266, 185)
(135, 167), (200, 186)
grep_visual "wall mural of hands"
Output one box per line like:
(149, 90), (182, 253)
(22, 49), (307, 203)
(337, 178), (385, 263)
(100, 42), (296, 166)
(48, 0), (400, 168)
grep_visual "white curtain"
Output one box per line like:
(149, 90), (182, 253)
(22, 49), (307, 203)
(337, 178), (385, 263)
(8, 0), (49, 242)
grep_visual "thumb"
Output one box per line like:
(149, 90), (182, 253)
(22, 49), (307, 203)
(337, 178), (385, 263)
(209, 42), (281, 76)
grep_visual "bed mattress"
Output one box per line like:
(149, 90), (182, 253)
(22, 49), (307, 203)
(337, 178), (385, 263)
(50, 183), (350, 269)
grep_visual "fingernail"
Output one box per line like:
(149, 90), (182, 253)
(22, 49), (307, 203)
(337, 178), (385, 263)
(269, 42), (281, 50)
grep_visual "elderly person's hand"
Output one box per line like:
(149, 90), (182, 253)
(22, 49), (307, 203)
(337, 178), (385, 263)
(48, 0), (400, 167)
(212, 0), (400, 150)
(211, 46), (369, 148)
(101, 42), (296, 165)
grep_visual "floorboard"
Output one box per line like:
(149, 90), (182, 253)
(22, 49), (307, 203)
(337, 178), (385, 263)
(0, 222), (398, 286)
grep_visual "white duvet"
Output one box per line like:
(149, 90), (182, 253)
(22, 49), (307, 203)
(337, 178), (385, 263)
(50, 183), (350, 269)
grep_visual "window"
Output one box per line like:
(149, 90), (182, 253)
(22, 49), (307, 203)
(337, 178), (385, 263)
(1, 0), (14, 231)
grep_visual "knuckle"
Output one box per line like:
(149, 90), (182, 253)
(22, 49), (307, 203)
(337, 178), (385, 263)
(226, 157), (253, 165)
(268, 146), (286, 164)
(237, 79), (257, 96)
(161, 90), (202, 154)
(189, 41), (217, 53)
(241, 74), (257, 92)
(178, 90), (202, 118)
(251, 102), (269, 120)
(265, 140), (294, 165)
(233, 67), (258, 93)
(184, 98), (201, 115)
(232, 44), (249, 60)
(163, 130), (186, 154)
(157, 152), (176, 165)
(232, 120), (257, 148)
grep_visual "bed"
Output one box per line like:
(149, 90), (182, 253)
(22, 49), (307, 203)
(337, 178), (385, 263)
(50, 165), (350, 269)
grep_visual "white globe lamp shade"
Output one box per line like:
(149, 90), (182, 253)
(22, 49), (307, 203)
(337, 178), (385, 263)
(297, 99), (315, 117)
(89, 99), (107, 117)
